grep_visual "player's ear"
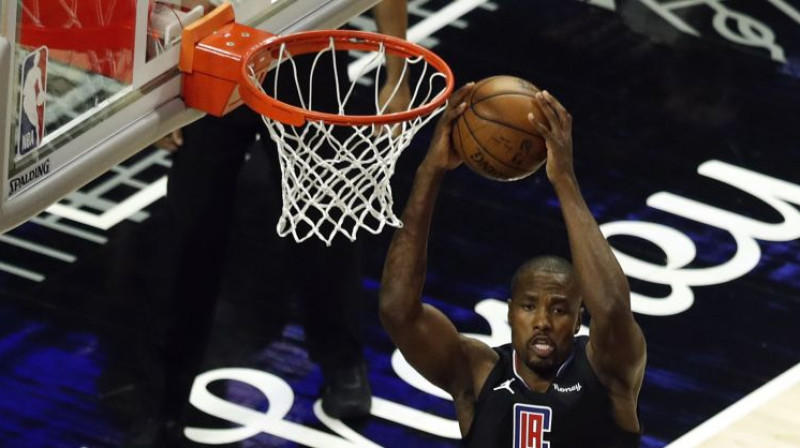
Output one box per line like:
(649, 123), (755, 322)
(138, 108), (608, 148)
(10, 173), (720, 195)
(507, 298), (513, 321)
(574, 304), (585, 334)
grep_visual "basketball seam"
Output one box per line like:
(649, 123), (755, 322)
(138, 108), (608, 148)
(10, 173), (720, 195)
(461, 109), (529, 175)
(469, 97), (541, 138)
(472, 75), (513, 99)
(471, 76), (497, 99)
(472, 91), (537, 105)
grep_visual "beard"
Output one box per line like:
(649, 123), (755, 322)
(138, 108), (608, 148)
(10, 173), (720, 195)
(523, 355), (559, 377)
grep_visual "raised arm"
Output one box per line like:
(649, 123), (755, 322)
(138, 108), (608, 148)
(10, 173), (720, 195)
(372, 0), (411, 113)
(373, 0), (407, 47)
(530, 91), (646, 430)
(380, 84), (495, 400)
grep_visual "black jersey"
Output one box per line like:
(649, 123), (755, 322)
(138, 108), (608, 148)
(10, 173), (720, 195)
(463, 336), (640, 448)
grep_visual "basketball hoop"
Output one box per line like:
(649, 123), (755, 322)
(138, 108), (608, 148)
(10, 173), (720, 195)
(180, 4), (454, 245)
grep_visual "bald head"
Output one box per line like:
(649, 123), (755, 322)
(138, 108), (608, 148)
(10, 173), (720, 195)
(511, 255), (574, 293)
(507, 255), (583, 377)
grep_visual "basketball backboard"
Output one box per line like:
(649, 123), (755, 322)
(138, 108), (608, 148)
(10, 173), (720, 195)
(0, 0), (381, 233)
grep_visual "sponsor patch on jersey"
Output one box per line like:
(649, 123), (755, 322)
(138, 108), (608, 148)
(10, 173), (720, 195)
(552, 382), (582, 393)
(513, 404), (552, 448)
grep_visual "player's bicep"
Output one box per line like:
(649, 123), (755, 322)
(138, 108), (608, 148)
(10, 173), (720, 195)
(587, 311), (646, 389)
(381, 303), (474, 395)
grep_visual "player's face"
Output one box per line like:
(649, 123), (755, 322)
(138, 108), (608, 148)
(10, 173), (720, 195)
(508, 269), (581, 377)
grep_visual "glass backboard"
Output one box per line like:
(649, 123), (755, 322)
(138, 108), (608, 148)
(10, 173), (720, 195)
(0, 0), (380, 233)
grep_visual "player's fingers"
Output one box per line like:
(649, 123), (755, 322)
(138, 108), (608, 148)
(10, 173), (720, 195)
(453, 101), (469, 116)
(449, 82), (475, 110)
(535, 92), (560, 128)
(154, 129), (184, 152)
(435, 83), (474, 135)
(443, 98), (469, 125)
(528, 112), (551, 138)
(542, 91), (571, 129)
(172, 129), (184, 146)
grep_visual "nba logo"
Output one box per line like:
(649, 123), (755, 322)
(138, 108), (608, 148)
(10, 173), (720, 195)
(16, 46), (48, 159)
(513, 404), (552, 448)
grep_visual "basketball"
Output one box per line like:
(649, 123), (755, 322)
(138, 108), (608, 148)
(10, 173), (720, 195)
(452, 75), (549, 181)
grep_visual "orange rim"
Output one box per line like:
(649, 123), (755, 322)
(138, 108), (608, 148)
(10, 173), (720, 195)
(239, 29), (455, 126)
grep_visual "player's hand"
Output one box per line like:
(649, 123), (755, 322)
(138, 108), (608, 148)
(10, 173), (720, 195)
(529, 91), (574, 184)
(422, 82), (474, 171)
(154, 129), (184, 152)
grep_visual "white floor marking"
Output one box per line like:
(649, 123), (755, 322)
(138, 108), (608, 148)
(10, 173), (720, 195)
(0, 234), (77, 263)
(766, 0), (800, 26)
(45, 176), (167, 230)
(0, 261), (44, 282)
(666, 362), (800, 447)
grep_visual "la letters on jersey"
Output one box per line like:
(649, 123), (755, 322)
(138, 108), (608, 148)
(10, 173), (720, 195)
(513, 404), (552, 448)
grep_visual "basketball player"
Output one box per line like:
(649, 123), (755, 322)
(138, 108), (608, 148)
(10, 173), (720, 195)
(380, 85), (646, 447)
(141, 3), (411, 446)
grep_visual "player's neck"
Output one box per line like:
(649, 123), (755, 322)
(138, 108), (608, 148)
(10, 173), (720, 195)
(513, 351), (559, 393)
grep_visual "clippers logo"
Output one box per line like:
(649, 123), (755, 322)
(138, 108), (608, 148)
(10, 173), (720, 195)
(513, 404), (552, 448)
(17, 46), (48, 159)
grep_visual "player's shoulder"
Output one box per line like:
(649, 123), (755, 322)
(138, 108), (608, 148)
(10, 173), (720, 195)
(456, 336), (501, 392)
(458, 336), (500, 366)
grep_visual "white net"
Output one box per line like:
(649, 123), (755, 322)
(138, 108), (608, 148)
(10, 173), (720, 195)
(248, 36), (449, 245)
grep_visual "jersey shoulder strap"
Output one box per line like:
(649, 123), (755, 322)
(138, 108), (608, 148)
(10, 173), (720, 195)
(462, 344), (511, 443)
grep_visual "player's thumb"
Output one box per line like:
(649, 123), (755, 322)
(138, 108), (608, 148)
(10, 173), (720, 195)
(173, 129), (184, 146)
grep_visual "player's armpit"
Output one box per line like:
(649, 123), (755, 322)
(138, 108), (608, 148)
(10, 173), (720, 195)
(380, 302), (496, 397)
(586, 310), (647, 392)
(459, 336), (500, 397)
